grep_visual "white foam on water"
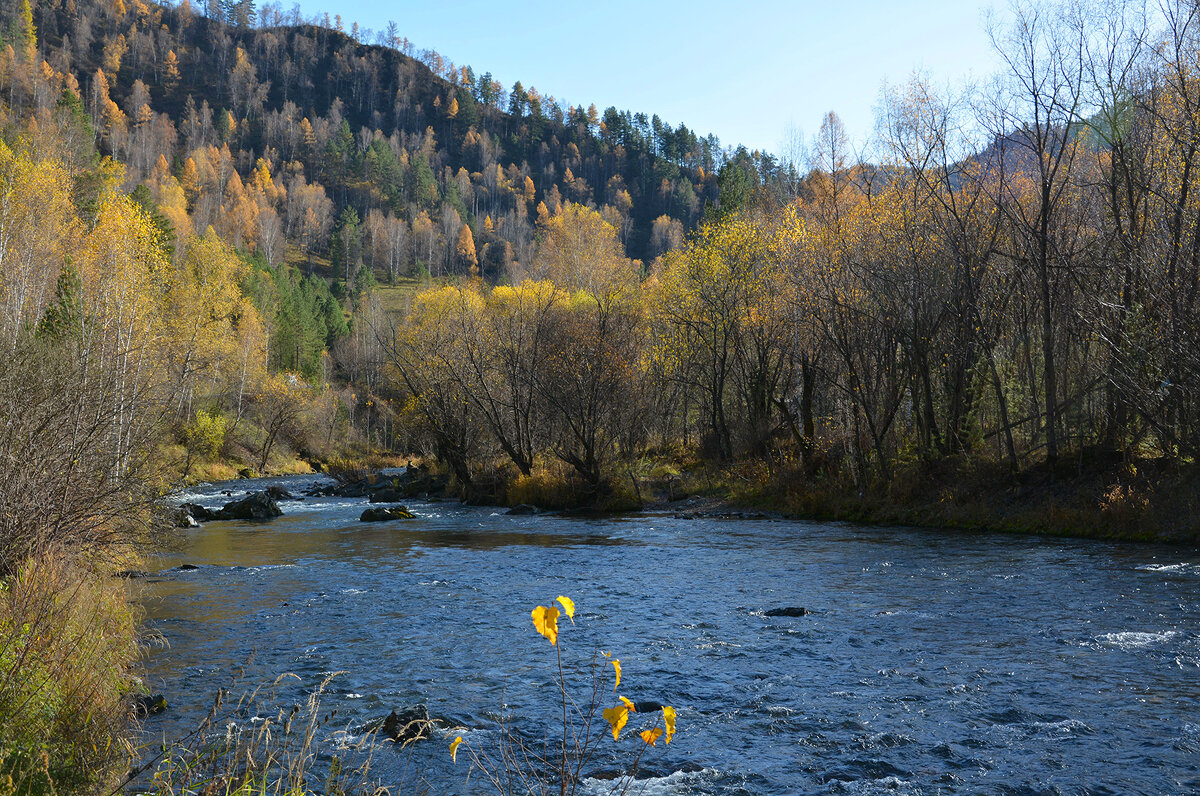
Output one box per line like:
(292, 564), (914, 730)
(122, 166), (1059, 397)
(832, 775), (921, 795)
(1136, 563), (1197, 573)
(1095, 630), (1179, 650)
(580, 766), (720, 796)
(245, 564), (297, 574)
(694, 640), (742, 650)
(340, 588), (366, 595)
(1031, 718), (1090, 733)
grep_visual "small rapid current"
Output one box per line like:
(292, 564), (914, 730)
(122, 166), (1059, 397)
(138, 475), (1200, 794)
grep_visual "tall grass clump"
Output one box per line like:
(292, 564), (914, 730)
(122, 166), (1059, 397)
(0, 554), (140, 793)
(129, 673), (388, 796)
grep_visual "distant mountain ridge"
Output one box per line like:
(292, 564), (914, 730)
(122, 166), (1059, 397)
(17, 0), (770, 275)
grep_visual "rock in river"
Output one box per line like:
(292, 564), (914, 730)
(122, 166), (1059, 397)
(361, 506), (415, 522)
(368, 487), (406, 503)
(218, 491), (283, 520)
(264, 485), (295, 501)
(133, 694), (168, 717)
(178, 502), (219, 523)
(764, 606), (809, 617)
(381, 705), (431, 744)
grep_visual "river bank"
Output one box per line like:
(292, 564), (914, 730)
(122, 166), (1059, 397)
(300, 450), (1200, 544)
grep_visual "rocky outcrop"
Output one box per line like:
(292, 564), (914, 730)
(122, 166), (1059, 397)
(361, 506), (415, 522)
(764, 607), (808, 617)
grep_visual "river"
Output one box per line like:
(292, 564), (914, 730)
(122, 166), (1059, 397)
(139, 474), (1200, 794)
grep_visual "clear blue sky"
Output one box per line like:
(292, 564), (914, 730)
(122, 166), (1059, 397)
(291, 0), (1008, 157)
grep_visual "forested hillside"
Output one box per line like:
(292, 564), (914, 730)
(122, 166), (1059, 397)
(10, 0), (780, 281)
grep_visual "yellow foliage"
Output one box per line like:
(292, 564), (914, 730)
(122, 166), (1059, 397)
(602, 703), (629, 741)
(531, 604), (559, 646)
(640, 727), (663, 746)
(555, 595), (575, 622)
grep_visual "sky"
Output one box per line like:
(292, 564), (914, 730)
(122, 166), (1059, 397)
(287, 0), (1012, 158)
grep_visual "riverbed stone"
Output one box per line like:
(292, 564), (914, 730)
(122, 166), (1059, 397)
(506, 504), (540, 515)
(381, 705), (431, 744)
(368, 487), (406, 503)
(218, 491), (283, 520)
(133, 693), (168, 717)
(179, 502), (219, 522)
(361, 506), (415, 521)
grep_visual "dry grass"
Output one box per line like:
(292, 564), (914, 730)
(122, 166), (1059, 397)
(127, 673), (398, 796)
(0, 554), (141, 793)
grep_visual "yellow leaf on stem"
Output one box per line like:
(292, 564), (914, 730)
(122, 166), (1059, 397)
(531, 605), (560, 646)
(556, 595), (575, 623)
(602, 704), (629, 741)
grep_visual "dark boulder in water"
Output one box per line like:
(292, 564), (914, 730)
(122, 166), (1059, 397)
(765, 607), (808, 617)
(133, 694), (168, 717)
(506, 504), (540, 515)
(264, 485), (295, 501)
(381, 705), (431, 744)
(178, 502), (219, 522)
(368, 487), (406, 503)
(218, 491), (283, 520)
(361, 506), (415, 522)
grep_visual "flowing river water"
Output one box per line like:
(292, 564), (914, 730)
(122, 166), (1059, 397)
(140, 475), (1200, 794)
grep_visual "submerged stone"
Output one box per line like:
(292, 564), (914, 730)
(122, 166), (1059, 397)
(361, 506), (415, 522)
(381, 705), (431, 744)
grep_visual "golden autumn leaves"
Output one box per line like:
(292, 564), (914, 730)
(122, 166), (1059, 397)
(529, 595), (675, 744)
(450, 595), (677, 764)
